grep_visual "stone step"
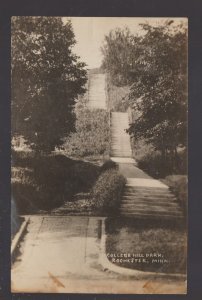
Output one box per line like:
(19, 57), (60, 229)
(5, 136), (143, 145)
(111, 145), (131, 148)
(111, 125), (128, 127)
(111, 151), (131, 154)
(111, 126), (128, 128)
(111, 148), (131, 150)
(111, 154), (132, 158)
(111, 141), (130, 144)
(120, 208), (183, 216)
(110, 130), (129, 133)
(126, 179), (168, 189)
(121, 203), (179, 211)
(124, 189), (175, 195)
(111, 124), (127, 126)
(119, 212), (184, 219)
(123, 194), (177, 200)
(110, 135), (129, 138)
(111, 144), (130, 146)
(89, 99), (106, 101)
(111, 144), (130, 147)
(89, 97), (105, 99)
(111, 133), (130, 136)
(124, 187), (173, 193)
(125, 186), (171, 192)
(111, 143), (131, 146)
(111, 139), (130, 142)
(111, 113), (128, 116)
(111, 152), (131, 154)
(111, 123), (128, 126)
(111, 135), (130, 138)
(111, 122), (128, 124)
(110, 155), (132, 158)
(111, 146), (131, 148)
(111, 149), (131, 152)
(111, 144), (131, 146)
(111, 120), (128, 123)
(111, 145), (131, 147)
(121, 204), (179, 211)
(111, 143), (130, 145)
(121, 197), (179, 206)
(111, 118), (128, 120)
(88, 73), (106, 109)
(111, 117), (128, 120)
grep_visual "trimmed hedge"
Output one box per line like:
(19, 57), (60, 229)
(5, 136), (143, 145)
(91, 169), (126, 213)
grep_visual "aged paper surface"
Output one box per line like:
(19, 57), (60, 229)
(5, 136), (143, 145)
(11, 17), (187, 294)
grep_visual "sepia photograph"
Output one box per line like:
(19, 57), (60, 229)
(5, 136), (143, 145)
(11, 16), (188, 294)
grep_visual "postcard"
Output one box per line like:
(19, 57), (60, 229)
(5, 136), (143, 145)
(11, 16), (188, 294)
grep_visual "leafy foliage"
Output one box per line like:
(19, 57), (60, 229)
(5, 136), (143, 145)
(12, 17), (87, 153)
(100, 159), (118, 172)
(105, 74), (130, 112)
(101, 21), (188, 164)
(63, 95), (110, 157)
(12, 151), (100, 213)
(91, 169), (126, 212)
(101, 28), (135, 86)
(137, 149), (187, 178)
(162, 175), (188, 215)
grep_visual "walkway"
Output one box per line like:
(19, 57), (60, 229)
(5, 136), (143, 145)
(11, 216), (186, 294)
(110, 112), (183, 219)
(110, 112), (132, 158)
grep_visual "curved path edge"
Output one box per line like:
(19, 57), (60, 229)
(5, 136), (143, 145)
(11, 216), (30, 259)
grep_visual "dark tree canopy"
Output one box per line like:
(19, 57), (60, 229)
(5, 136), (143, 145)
(101, 21), (188, 157)
(12, 17), (87, 153)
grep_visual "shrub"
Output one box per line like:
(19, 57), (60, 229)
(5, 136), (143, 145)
(91, 169), (126, 213)
(106, 74), (130, 112)
(12, 152), (101, 213)
(100, 159), (118, 172)
(12, 182), (39, 213)
(137, 151), (172, 178)
(135, 147), (187, 178)
(63, 108), (110, 157)
(131, 138), (154, 161)
(162, 175), (188, 215)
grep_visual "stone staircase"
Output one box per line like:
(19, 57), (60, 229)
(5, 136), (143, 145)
(88, 73), (107, 109)
(120, 178), (184, 219)
(110, 112), (132, 158)
(110, 112), (183, 219)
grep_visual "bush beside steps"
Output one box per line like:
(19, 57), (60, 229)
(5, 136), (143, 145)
(91, 169), (126, 214)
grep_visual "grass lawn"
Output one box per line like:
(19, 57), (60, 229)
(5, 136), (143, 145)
(106, 218), (187, 274)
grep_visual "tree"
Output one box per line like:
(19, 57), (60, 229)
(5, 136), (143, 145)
(101, 21), (188, 163)
(12, 17), (87, 153)
(128, 23), (187, 157)
(101, 28), (137, 86)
